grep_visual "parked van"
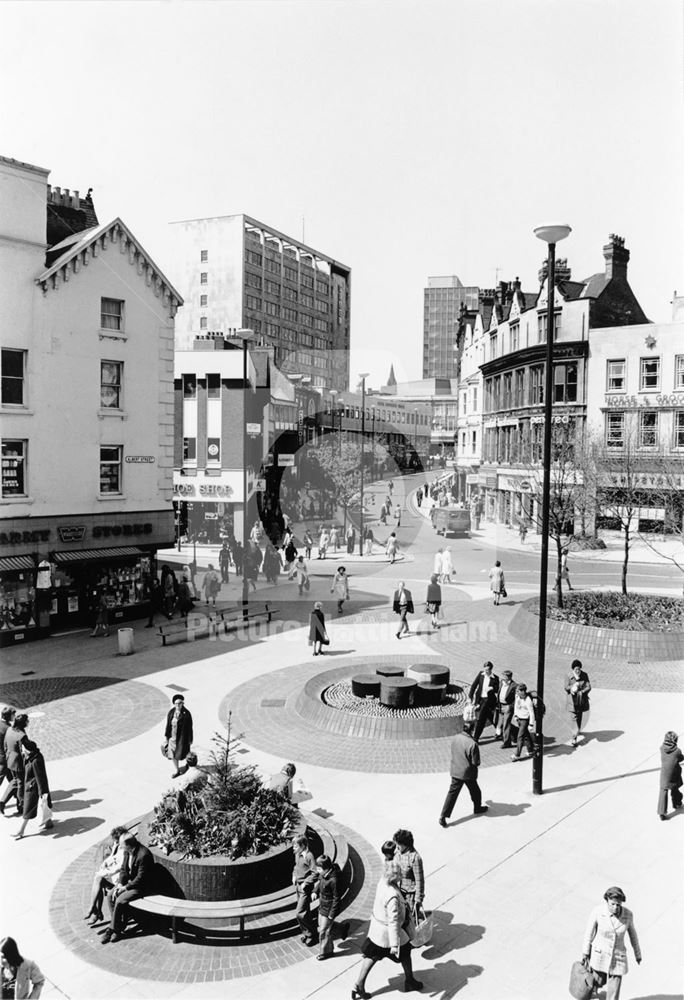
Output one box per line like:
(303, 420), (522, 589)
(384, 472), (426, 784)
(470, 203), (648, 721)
(431, 506), (471, 537)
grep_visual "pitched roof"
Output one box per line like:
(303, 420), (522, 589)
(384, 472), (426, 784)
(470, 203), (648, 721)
(36, 217), (183, 313)
(558, 279), (587, 301)
(580, 272), (610, 299)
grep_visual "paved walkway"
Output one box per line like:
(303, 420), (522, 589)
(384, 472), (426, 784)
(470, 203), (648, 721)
(1, 566), (682, 999)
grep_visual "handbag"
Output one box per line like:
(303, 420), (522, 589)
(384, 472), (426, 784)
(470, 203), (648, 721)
(160, 743), (169, 758)
(463, 701), (477, 723)
(569, 958), (596, 1000)
(321, 630), (330, 646)
(409, 903), (433, 948)
(501, 587), (508, 598)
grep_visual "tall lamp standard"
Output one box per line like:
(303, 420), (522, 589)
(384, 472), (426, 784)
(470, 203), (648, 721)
(329, 389), (338, 454)
(358, 373), (369, 556)
(532, 223), (571, 795)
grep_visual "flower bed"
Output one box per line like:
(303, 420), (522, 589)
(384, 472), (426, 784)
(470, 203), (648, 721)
(529, 592), (683, 632)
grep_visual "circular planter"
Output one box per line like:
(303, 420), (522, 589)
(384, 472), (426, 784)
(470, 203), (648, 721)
(409, 663), (450, 686)
(415, 683), (446, 706)
(376, 665), (405, 678)
(380, 676), (416, 708)
(138, 812), (305, 902)
(351, 675), (381, 698)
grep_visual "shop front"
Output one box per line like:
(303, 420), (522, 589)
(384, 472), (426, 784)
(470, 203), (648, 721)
(173, 470), (243, 545)
(0, 510), (174, 645)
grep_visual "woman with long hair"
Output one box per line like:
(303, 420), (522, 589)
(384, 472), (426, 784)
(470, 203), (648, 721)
(0, 937), (45, 999)
(84, 825), (129, 923)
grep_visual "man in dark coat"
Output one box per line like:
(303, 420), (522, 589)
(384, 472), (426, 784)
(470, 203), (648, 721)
(0, 712), (28, 815)
(0, 705), (16, 811)
(392, 582), (414, 639)
(658, 730), (684, 820)
(219, 542), (232, 583)
(102, 833), (154, 942)
(144, 577), (164, 628)
(469, 661), (500, 742)
(495, 669), (517, 748)
(163, 695), (193, 778)
(439, 721), (489, 826)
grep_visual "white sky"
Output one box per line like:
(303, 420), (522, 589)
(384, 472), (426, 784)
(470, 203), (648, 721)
(2, 0), (683, 389)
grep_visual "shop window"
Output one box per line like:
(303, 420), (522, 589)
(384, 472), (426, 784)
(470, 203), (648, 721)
(207, 438), (220, 463)
(101, 297), (124, 332)
(207, 373), (220, 399)
(99, 445), (122, 494)
(675, 411), (684, 449)
(100, 361), (122, 408)
(606, 412), (624, 449)
(1, 439), (27, 497)
(1, 349), (26, 406)
(0, 568), (37, 632)
(639, 356), (660, 391)
(606, 359), (625, 391)
(554, 362), (578, 403)
(638, 410), (658, 449)
(183, 437), (197, 463)
(675, 356), (684, 390)
(182, 375), (197, 399)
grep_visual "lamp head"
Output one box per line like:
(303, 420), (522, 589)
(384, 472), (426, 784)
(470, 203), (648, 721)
(534, 224), (572, 245)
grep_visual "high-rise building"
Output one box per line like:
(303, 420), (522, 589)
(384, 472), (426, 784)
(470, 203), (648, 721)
(422, 276), (479, 378)
(170, 214), (351, 391)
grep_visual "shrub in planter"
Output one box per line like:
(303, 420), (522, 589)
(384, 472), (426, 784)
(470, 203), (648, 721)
(147, 719), (298, 860)
(568, 534), (607, 551)
(530, 591), (683, 632)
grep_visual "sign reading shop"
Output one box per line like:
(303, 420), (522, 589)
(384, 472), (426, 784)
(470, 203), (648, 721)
(173, 483), (234, 498)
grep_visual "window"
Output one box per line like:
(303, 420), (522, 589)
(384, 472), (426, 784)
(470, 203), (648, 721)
(675, 356), (684, 390)
(639, 356), (660, 390)
(265, 258), (281, 275)
(639, 410), (658, 448)
(675, 411), (684, 449)
(1, 349), (26, 405)
(245, 250), (262, 267)
(200, 272), (208, 285)
(183, 437), (196, 463)
(472, 431), (477, 454)
(554, 362), (578, 403)
(99, 446), (122, 493)
(207, 437), (221, 463)
(315, 298), (328, 313)
(537, 312), (560, 343)
(301, 273), (314, 289)
(530, 365), (544, 405)
(510, 324), (519, 352)
(606, 412), (624, 449)
(284, 265), (298, 283)
(490, 333), (498, 360)
(283, 286), (298, 302)
(200, 317), (207, 330)
(246, 295), (262, 311)
(472, 386), (478, 411)
(606, 359), (625, 391)
(101, 297), (124, 331)
(514, 370), (524, 406)
(300, 313), (313, 327)
(316, 279), (329, 296)
(245, 272), (262, 289)
(100, 361), (122, 408)
(200, 295), (208, 307)
(1, 439), (27, 497)
(283, 307), (297, 323)
(200, 250), (208, 262)
(207, 373), (220, 399)
(301, 292), (313, 308)
(265, 322), (280, 337)
(265, 279), (280, 295)
(182, 375), (197, 398)
(265, 301), (280, 317)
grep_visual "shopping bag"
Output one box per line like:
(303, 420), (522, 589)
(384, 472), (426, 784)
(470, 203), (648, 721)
(568, 959), (596, 1000)
(409, 904), (433, 948)
(39, 793), (53, 826)
(291, 779), (313, 804)
(463, 701), (477, 723)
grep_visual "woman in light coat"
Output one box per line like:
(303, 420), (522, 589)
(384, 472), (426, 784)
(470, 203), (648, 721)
(294, 556), (309, 596)
(582, 886), (641, 999)
(488, 560), (505, 606)
(386, 532), (398, 564)
(318, 528), (330, 559)
(330, 566), (349, 614)
(329, 526), (339, 553)
(441, 547), (453, 584)
(0, 937), (45, 999)
(351, 869), (422, 999)
(433, 548), (443, 581)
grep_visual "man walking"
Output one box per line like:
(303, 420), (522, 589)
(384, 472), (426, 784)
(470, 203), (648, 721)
(438, 721), (489, 826)
(392, 581), (414, 639)
(219, 542), (231, 583)
(495, 669), (517, 748)
(469, 661), (500, 742)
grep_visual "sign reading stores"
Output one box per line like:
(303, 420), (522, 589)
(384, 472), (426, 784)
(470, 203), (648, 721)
(1, 522), (153, 547)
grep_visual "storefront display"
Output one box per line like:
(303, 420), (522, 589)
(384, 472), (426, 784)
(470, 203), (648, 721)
(0, 569), (37, 633)
(49, 555), (152, 628)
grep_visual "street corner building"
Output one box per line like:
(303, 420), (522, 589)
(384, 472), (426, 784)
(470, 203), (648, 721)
(0, 155), (182, 646)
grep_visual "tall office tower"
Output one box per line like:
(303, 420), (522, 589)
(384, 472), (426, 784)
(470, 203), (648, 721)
(170, 214), (351, 391)
(422, 276), (479, 378)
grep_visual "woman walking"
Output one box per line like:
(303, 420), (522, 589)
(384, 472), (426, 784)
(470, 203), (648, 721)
(581, 886), (641, 999)
(392, 829), (424, 912)
(425, 574), (442, 630)
(433, 548), (443, 582)
(386, 532), (399, 564)
(330, 566), (349, 614)
(441, 547), (453, 584)
(351, 868), (423, 999)
(510, 683), (536, 761)
(0, 937), (45, 999)
(262, 544), (282, 585)
(294, 555), (310, 596)
(163, 694), (193, 779)
(329, 526), (339, 553)
(318, 527), (330, 560)
(90, 592), (110, 637)
(658, 730), (683, 820)
(202, 564), (221, 607)
(346, 525), (356, 555)
(284, 538), (298, 579)
(363, 526), (374, 556)
(308, 602), (328, 656)
(84, 825), (129, 923)
(560, 547), (573, 590)
(13, 740), (53, 840)
(488, 560), (505, 606)
(303, 529), (314, 560)
(565, 658), (591, 746)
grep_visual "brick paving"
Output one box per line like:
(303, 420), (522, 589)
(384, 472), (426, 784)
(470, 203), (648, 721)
(0, 676), (170, 761)
(48, 817), (381, 982)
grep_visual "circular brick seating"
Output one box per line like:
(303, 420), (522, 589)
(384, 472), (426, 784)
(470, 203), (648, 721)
(414, 683), (446, 706)
(351, 675), (381, 698)
(409, 663), (450, 686)
(375, 665), (405, 678)
(380, 676), (417, 708)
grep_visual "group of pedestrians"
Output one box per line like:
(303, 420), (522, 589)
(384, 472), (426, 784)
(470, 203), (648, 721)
(0, 707), (53, 840)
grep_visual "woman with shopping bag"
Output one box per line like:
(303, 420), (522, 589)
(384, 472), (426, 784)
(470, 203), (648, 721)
(13, 739), (53, 840)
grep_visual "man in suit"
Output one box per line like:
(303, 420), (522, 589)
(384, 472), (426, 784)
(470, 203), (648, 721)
(495, 669), (517, 748)
(439, 721), (489, 826)
(0, 706), (17, 813)
(0, 712), (28, 815)
(469, 661), (500, 742)
(392, 581), (414, 639)
(102, 833), (154, 943)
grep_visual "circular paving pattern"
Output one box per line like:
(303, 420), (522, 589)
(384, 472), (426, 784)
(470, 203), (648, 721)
(48, 815), (382, 982)
(0, 677), (171, 761)
(324, 679), (466, 718)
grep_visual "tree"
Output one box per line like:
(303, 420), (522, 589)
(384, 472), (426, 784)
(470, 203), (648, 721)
(593, 427), (644, 595)
(307, 432), (387, 532)
(634, 453), (684, 578)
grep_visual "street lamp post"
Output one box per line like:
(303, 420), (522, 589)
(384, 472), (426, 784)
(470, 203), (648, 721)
(358, 373), (369, 556)
(532, 223), (571, 795)
(329, 389), (338, 453)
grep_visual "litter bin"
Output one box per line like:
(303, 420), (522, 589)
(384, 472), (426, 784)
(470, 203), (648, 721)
(117, 628), (135, 656)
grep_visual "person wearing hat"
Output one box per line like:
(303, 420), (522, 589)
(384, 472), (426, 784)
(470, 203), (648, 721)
(658, 730), (683, 820)
(582, 886), (642, 999)
(495, 670), (517, 748)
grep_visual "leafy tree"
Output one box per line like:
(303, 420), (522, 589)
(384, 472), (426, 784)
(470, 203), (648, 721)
(307, 432), (387, 531)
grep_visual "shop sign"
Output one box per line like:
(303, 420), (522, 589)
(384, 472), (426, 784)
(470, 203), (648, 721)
(246, 423), (261, 436)
(519, 480), (532, 492)
(277, 454), (295, 467)
(173, 471), (242, 501)
(57, 526), (86, 542)
(92, 523), (153, 538)
(205, 512), (218, 520)
(606, 472), (684, 489)
(1, 529), (51, 546)
(466, 474), (479, 484)
(486, 475), (497, 489)
(125, 456), (155, 464)
(604, 393), (684, 409)
(254, 478), (266, 491)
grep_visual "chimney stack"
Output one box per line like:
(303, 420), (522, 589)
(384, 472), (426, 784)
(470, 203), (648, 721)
(603, 234), (629, 281)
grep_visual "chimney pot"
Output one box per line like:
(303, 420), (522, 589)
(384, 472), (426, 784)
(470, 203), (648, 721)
(603, 233), (629, 281)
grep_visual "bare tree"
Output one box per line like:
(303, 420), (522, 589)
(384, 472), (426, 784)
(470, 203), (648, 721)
(634, 453), (684, 577)
(593, 426), (644, 595)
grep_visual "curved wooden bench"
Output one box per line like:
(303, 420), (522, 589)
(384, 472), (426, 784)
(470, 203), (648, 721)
(380, 676), (416, 708)
(409, 663), (450, 686)
(129, 817), (349, 944)
(375, 665), (405, 678)
(351, 675), (381, 698)
(414, 682), (446, 706)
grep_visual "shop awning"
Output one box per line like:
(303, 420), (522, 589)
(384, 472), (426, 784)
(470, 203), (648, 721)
(0, 556), (36, 572)
(54, 547), (145, 563)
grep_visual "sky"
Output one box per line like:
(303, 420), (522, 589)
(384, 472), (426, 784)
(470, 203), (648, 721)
(1, 0), (683, 390)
